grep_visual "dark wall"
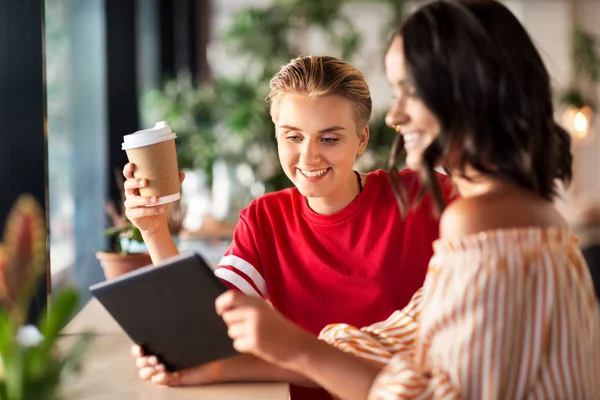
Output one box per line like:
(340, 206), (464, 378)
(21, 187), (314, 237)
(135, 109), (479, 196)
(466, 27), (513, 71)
(159, 0), (211, 82)
(0, 0), (48, 322)
(106, 0), (140, 204)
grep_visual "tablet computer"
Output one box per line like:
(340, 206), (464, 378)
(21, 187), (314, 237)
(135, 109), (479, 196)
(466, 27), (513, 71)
(89, 252), (238, 371)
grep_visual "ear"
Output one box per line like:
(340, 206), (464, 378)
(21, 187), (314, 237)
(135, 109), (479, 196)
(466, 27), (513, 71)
(357, 125), (370, 156)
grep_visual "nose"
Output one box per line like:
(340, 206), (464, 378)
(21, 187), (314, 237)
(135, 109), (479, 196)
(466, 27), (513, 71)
(299, 138), (322, 165)
(385, 97), (410, 130)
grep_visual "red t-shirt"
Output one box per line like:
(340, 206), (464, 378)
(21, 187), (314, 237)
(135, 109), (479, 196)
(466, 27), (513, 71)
(216, 169), (455, 400)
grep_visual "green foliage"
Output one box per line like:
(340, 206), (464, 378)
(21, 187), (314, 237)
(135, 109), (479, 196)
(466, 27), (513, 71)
(559, 87), (591, 109)
(141, 0), (407, 194)
(103, 222), (143, 254)
(574, 26), (600, 83)
(0, 194), (90, 399)
(0, 289), (90, 400)
(560, 25), (600, 110)
(102, 171), (146, 254)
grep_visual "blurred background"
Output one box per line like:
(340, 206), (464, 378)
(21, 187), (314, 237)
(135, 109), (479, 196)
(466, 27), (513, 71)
(2, 0), (599, 312)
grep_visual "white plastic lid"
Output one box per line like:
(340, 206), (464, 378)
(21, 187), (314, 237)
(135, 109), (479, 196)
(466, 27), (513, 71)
(122, 121), (177, 150)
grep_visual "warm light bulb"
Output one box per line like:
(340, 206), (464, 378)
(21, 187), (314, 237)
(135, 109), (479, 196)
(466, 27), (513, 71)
(574, 111), (589, 138)
(562, 105), (593, 141)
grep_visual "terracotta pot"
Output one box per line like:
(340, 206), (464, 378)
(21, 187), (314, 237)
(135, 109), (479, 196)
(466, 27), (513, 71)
(95, 251), (153, 280)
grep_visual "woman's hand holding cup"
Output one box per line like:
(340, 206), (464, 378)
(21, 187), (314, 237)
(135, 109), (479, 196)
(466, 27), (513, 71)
(121, 121), (183, 235)
(123, 163), (185, 235)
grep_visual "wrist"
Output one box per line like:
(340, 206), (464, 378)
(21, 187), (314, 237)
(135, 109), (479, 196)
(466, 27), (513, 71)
(140, 219), (179, 263)
(141, 216), (168, 236)
(207, 358), (226, 384)
(285, 334), (328, 373)
(140, 218), (170, 241)
(210, 355), (256, 383)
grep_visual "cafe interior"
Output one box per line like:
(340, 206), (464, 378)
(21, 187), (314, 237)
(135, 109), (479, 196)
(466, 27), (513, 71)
(1, 0), (599, 398)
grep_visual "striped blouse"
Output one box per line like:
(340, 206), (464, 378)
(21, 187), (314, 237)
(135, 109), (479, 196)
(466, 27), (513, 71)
(319, 228), (600, 399)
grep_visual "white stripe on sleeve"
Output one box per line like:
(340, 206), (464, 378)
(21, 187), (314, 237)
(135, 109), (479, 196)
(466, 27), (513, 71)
(218, 255), (267, 297)
(214, 268), (263, 298)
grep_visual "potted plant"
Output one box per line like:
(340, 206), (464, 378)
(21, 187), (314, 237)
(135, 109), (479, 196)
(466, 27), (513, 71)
(0, 194), (90, 399)
(94, 223), (152, 281)
(95, 171), (188, 280)
(95, 172), (153, 280)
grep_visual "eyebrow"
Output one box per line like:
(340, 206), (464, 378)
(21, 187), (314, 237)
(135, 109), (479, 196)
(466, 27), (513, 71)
(279, 125), (346, 133)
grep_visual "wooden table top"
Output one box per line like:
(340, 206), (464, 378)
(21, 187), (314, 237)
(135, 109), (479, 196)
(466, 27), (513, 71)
(60, 298), (289, 400)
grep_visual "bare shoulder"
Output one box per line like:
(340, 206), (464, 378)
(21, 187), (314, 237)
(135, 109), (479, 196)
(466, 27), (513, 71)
(440, 197), (490, 239)
(440, 192), (568, 240)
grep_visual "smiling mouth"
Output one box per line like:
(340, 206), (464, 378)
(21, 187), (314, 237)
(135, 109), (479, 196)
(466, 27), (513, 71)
(403, 132), (419, 143)
(402, 132), (425, 149)
(298, 168), (330, 178)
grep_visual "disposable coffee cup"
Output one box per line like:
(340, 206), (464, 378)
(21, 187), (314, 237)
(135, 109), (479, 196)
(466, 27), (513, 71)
(122, 121), (180, 206)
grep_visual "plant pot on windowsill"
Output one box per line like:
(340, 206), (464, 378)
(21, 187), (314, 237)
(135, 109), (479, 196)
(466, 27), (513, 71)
(97, 224), (152, 280)
(95, 251), (153, 280)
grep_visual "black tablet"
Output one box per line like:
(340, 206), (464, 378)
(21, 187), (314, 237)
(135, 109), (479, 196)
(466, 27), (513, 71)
(89, 252), (238, 371)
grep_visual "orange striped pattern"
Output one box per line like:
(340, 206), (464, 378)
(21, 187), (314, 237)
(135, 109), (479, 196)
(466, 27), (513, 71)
(320, 228), (600, 399)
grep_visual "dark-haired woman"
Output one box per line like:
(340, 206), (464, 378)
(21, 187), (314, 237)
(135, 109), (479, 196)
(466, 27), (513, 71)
(212, 1), (600, 399)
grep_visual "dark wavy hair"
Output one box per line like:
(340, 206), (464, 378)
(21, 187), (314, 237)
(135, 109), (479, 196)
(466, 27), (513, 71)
(387, 0), (572, 214)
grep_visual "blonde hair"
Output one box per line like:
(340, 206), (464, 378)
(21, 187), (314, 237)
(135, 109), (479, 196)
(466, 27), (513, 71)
(268, 55), (372, 128)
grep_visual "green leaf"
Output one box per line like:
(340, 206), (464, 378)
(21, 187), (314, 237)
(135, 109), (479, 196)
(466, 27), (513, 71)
(0, 308), (15, 359)
(129, 227), (144, 244)
(4, 345), (25, 400)
(39, 288), (79, 344)
(103, 226), (130, 237)
(25, 289), (79, 387)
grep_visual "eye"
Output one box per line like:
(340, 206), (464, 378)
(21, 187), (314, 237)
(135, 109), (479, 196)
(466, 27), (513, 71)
(393, 80), (418, 100)
(320, 137), (339, 144)
(402, 82), (419, 98)
(405, 86), (418, 98)
(286, 135), (302, 142)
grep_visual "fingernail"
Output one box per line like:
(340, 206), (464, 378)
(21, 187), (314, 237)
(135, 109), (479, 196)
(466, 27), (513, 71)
(149, 356), (158, 365)
(156, 364), (165, 371)
(152, 373), (165, 383)
(139, 179), (146, 186)
(151, 196), (157, 203)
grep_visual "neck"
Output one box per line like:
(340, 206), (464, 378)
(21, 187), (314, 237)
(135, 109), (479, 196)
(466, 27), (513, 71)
(450, 166), (515, 198)
(306, 172), (361, 215)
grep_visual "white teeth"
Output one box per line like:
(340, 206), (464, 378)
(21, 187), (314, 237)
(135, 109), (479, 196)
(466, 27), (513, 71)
(403, 133), (420, 143)
(301, 168), (328, 177)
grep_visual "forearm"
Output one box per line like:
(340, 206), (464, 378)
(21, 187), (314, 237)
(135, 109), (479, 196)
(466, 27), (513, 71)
(214, 354), (318, 387)
(142, 220), (179, 263)
(288, 339), (382, 400)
